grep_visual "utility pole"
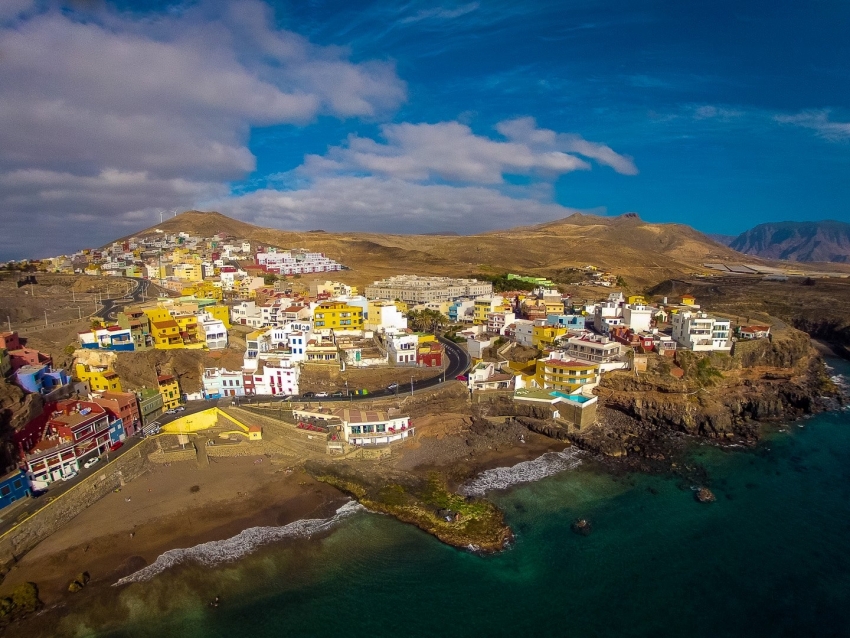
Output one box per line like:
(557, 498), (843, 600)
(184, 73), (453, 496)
(410, 376), (413, 397)
(44, 310), (48, 328)
(7, 316), (11, 331)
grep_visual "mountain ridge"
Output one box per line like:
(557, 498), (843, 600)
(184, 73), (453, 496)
(119, 210), (754, 287)
(729, 220), (850, 263)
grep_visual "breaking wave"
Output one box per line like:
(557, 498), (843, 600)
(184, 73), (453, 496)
(459, 448), (584, 497)
(114, 500), (365, 586)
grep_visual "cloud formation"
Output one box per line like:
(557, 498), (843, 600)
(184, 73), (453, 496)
(0, 0), (406, 258)
(774, 110), (850, 142)
(205, 175), (583, 236)
(402, 3), (481, 24)
(206, 118), (634, 234)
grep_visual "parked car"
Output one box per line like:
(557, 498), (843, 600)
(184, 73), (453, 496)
(387, 382), (399, 391)
(302, 392), (315, 398)
(331, 391), (348, 397)
(314, 392), (329, 398)
(455, 375), (468, 382)
(83, 458), (99, 469)
(61, 471), (78, 482)
(165, 409), (177, 415)
(175, 406), (186, 412)
(109, 441), (124, 451)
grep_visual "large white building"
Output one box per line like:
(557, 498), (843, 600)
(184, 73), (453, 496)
(564, 334), (626, 371)
(671, 311), (732, 351)
(623, 304), (653, 333)
(365, 276), (493, 304)
(513, 319), (535, 347)
(256, 249), (343, 275)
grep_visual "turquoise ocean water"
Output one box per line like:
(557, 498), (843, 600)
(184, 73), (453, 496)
(96, 359), (850, 638)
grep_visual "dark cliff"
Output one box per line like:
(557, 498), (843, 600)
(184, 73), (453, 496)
(729, 220), (850, 263)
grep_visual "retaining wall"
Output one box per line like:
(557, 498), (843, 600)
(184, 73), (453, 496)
(0, 440), (155, 566)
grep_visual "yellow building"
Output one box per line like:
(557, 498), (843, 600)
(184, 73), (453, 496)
(74, 362), (122, 393)
(173, 263), (203, 282)
(627, 294), (647, 305)
(393, 300), (409, 314)
(534, 358), (599, 392)
(681, 294), (697, 306)
(204, 304), (231, 329)
(474, 297), (503, 325)
(313, 301), (364, 330)
(157, 374), (181, 410)
(532, 324), (568, 348)
(174, 315), (203, 348)
(416, 333), (437, 344)
(181, 281), (223, 301)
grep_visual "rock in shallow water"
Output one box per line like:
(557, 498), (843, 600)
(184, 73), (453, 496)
(571, 518), (593, 536)
(695, 487), (716, 503)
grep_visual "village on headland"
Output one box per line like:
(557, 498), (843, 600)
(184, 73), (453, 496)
(0, 222), (836, 625)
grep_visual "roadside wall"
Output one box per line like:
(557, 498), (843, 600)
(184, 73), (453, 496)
(0, 440), (155, 567)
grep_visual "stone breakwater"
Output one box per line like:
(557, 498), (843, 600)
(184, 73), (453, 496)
(114, 501), (365, 586)
(459, 448), (584, 497)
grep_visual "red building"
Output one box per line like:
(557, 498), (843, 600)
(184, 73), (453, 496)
(24, 400), (118, 487)
(91, 391), (141, 436)
(9, 347), (52, 372)
(416, 341), (444, 368)
(0, 331), (22, 351)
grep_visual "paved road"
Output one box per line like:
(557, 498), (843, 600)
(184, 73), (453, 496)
(93, 277), (166, 321)
(232, 336), (471, 405)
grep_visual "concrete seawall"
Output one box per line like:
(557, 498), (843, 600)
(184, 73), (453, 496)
(0, 440), (154, 568)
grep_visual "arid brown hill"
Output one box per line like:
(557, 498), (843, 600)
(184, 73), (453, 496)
(121, 210), (750, 288)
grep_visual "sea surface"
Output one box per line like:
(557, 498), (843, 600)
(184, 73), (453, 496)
(93, 359), (850, 638)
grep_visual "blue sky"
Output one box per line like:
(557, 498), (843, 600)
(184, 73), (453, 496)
(0, 0), (848, 259)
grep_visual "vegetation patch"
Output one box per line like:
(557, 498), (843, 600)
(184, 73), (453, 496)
(311, 467), (511, 552)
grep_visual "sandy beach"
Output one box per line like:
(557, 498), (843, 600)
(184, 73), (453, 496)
(1, 456), (347, 606)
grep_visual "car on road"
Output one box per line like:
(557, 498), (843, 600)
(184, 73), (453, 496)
(175, 406), (186, 412)
(83, 458), (99, 469)
(302, 392), (315, 398)
(110, 441), (123, 451)
(331, 390), (349, 397)
(455, 375), (468, 381)
(61, 471), (78, 481)
(165, 409), (177, 414)
(387, 382), (399, 391)
(314, 392), (329, 398)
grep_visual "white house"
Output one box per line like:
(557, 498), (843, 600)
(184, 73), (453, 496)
(199, 314), (228, 350)
(671, 311), (732, 351)
(623, 304), (653, 333)
(513, 319), (535, 347)
(467, 334), (498, 359)
(251, 359), (299, 396)
(564, 334), (626, 371)
(487, 311), (516, 336)
(593, 302), (622, 333)
(203, 368), (245, 398)
(387, 333), (419, 364)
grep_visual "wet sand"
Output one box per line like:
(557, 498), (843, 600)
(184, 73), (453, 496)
(1, 456), (347, 605)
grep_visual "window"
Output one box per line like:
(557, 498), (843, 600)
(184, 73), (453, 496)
(13, 479), (22, 490)
(1, 485), (10, 497)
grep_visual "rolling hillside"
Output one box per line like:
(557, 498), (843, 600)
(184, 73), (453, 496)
(127, 210), (751, 288)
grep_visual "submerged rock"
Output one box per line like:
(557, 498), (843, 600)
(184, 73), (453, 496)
(571, 518), (593, 536)
(695, 487), (716, 503)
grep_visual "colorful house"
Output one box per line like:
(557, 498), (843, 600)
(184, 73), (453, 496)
(531, 323), (568, 348)
(0, 469), (31, 509)
(74, 361), (122, 392)
(534, 355), (600, 392)
(157, 375), (181, 410)
(313, 301), (364, 331)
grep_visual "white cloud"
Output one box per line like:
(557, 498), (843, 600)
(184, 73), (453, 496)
(295, 119), (628, 185)
(0, 0), (406, 258)
(774, 110), (850, 142)
(206, 118), (635, 234)
(205, 175), (583, 235)
(402, 3), (480, 24)
(496, 117), (639, 175)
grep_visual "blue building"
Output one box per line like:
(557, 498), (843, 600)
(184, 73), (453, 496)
(14, 364), (71, 395)
(546, 314), (586, 330)
(0, 469), (31, 509)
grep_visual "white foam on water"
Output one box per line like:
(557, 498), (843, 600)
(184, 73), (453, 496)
(113, 500), (365, 586)
(459, 448), (584, 497)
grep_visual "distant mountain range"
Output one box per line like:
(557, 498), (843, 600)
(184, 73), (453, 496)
(728, 220), (850, 263)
